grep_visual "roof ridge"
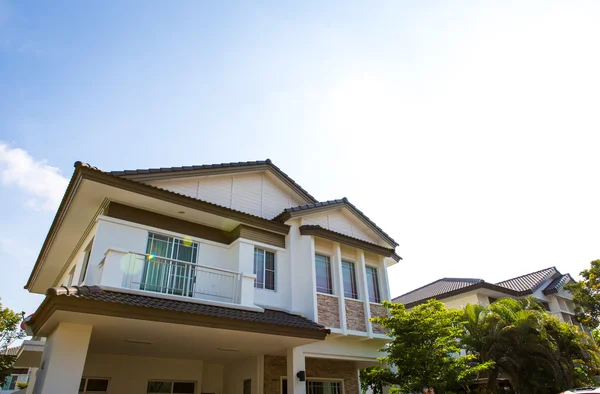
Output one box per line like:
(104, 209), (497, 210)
(496, 266), (559, 285)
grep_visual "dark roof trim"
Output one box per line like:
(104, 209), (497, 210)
(274, 198), (398, 247)
(394, 281), (526, 309)
(29, 286), (329, 340)
(543, 274), (576, 295)
(299, 225), (400, 260)
(25, 162), (290, 290)
(110, 159), (318, 205)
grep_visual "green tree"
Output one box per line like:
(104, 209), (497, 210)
(0, 299), (25, 384)
(460, 298), (600, 394)
(566, 260), (600, 329)
(361, 299), (491, 394)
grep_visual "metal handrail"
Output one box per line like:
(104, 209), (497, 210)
(122, 252), (241, 303)
(128, 251), (240, 275)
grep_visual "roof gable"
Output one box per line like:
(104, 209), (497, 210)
(273, 198), (398, 248)
(496, 267), (559, 292)
(110, 159), (317, 205)
(393, 278), (484, 306)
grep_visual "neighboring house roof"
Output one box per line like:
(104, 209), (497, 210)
(274, 198), (399, 247)
(394, 278), (484, 306)
(109, 159), (318, 204)
(394, 267), (569, 308)
(496, 267), (559, 292)
(29, 286), (329, 340)
(543, 274), (575, 295)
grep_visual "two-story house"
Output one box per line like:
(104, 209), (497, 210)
(393, 267), (581, 326)
(19, 160), (400, 394)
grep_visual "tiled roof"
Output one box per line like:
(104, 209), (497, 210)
(495, 267), (558, 292)
(108, 159), (318, 204)
(543, 274), (575, 295)
(47, 286), (328, 333)
(394, 267), (570, 307)
(393, 278), (484, 306)
(2, 346), (19, 356)
(274, 198), (399, 247)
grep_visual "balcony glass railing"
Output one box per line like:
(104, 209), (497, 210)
(121, 252), (241, 304)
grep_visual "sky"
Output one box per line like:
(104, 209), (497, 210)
(1, 0), (599, 318)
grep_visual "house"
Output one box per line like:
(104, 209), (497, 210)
(1, 346), (27, 393)
(393, 267), (581, 326)
(19, 160), (401, 394)
(1, 339), (44, 394)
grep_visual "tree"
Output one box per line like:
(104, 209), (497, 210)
(566, 260), (600, 329)
(360, 299), (491, 394)
(0, 299), (25, 384)
(460, 298), (600, 394)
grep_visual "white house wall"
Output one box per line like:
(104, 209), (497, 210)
(82, 353), (204, 394)
(57, 224), (98, 287)
(223, 356), (261, 394)
(202, 363), (224, 394)
(301, 210), (379, 245)
(146, 172), (306, 220)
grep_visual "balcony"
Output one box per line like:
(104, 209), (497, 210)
(98, 249), (257, 308)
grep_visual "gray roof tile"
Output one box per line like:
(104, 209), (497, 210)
(48, 286), (328, 332)
(495, 267), (558, 292)
(393, 278), (484, 306)
(543, 274), (575, 295)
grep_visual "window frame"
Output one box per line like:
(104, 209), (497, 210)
(254, 247), (276, 291)
(79, 377), (110, 393)
(315, 254), (334, 295)
(79, 238), (95, 285)
(280, 377), (344, 394)
(365, 265), (381, 303)
(67, 265), (76, 287)
(146, 380), (196, 394)
(341, 260), (358, 299)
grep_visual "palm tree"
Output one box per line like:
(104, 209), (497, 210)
(460, 298), (600, 394)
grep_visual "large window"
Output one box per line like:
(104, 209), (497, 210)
(366, 266), (381, 303)
(142, 233), (199, 296)
(79, 377), (109, 393)
(281, 378), (343, 394)
(315, 254), (333, 294)
(147, 381), (195, 394)
(341, 261), (358, 299)
(254, 248), (275, 290)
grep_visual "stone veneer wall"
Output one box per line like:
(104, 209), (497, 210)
(317, 294), (340, 328)
(344, 299), (366, 331)
(263, 356), (359, 394)
(369, 303), (388, 334)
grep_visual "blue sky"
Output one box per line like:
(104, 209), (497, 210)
(1, 1), (599, 317)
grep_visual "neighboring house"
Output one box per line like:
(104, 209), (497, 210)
(393, 267), (581, 327)
(393, 265), (587, 393)
(1, 345), (34, 393)
(20, 160), (401, 394)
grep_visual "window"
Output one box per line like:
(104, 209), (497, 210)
(366, 266), (381, 303)
(142, 233), (199, 296)
(67, 266), (76, 287)
(281, 379), (342, 394)
(2, 375), (18, 390)
(147, 381), (195, 394)
(341, 261), (358, 299)
(79, 238), (94, 284)
(243, 379), (252, 394)
(254, 248), (275, 290)
(79, 377), (109, 393)
(315, 254), (333, 294)
(307, 381), (342, 394)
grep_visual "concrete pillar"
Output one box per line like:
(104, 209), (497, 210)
(332, 242), (347, 333)
(25, 368), (37, 394)
(286, 347), (306, 394)
(33, 323), (92, 394)
(356, 250), (373, 337)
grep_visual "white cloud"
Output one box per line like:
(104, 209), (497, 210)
(0, 142), (69, 210)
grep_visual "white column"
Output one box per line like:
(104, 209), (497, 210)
(332, 243), (347, 333)
(357, 250), (373, 337)
(287, 347), (306, 394)
(33, 323), (92, 394)
(380, 256), (391, 302)
(25, 368), (37, 394)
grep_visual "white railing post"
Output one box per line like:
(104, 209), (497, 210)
(239, 272), (257, 307)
